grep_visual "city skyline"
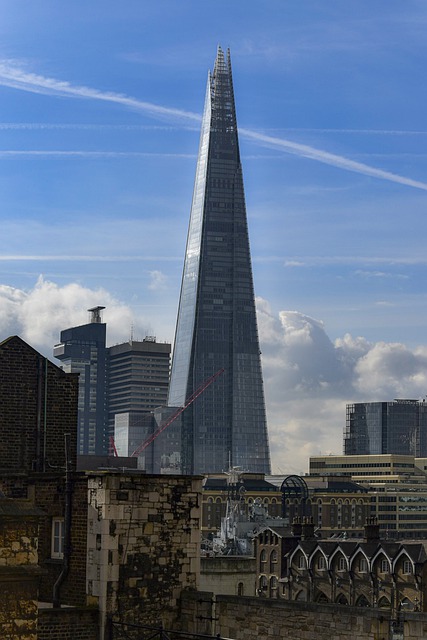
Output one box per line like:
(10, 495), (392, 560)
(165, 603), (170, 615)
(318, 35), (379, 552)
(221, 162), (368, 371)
(2, 2), (427, 472)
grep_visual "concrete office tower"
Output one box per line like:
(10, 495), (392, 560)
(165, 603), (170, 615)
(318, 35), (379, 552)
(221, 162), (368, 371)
(108, 337), (171, 431)
(53, 306), (107, 455)
(344, 399), (427, 457)
(108, 337), (171, 466)
(168, 47), (271, 475)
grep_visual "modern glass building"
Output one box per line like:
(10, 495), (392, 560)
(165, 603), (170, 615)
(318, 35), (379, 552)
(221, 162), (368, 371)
(344, 400), (427, 457)
(53, 306), (107, 456)
(168, 47), (271, 475)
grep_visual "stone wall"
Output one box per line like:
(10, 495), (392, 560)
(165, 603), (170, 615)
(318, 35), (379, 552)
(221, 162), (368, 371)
(86, 472), (202, 639)
(37, 607), (99, 640)
(181, 591), (427, 640)
(200, 556), (256, 596)
(0, 501), (43, 640)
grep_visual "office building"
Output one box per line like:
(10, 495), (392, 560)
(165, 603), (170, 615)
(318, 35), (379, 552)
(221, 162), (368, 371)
(344, 399), (427, 456)
(53, 306), (107, 455)
(168, 46), (271, 475)
(108, 336), (171, 433)
(309, 454), (427, 538)
(55, 311), (171, 459)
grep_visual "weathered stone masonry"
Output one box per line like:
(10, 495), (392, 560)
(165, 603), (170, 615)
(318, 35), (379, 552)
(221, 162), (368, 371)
(181, 591), (427, 640)
(86, 472), (202, 639)
(0, 501), (44, 640)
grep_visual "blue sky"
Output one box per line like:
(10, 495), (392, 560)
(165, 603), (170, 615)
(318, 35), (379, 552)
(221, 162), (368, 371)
(1, 1), (427, 472)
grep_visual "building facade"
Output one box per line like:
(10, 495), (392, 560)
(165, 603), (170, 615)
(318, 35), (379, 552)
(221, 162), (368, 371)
(107, 337), (171, 436)
(55, 310), (171, 461)
(54, 306), (107, 456)
(168, 46), (270, 475)
(344, 399), (427, 456)
(309, 454), (427, 538)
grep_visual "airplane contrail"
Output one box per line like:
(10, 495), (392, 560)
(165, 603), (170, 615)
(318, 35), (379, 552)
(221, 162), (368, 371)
(1, 60), (426, 191)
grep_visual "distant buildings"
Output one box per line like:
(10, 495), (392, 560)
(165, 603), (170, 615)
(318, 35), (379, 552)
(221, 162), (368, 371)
(54, 308), (171, 459)
(309, 454), (427, 538)
(344, 399), (427, 457)
(168, 46), (270, 475)
(53, 306), (107, 456)
(255, 518), (427, 614)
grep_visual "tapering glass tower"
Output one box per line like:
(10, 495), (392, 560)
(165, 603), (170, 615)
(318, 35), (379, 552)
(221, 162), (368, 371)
(168, 47), (271, 475)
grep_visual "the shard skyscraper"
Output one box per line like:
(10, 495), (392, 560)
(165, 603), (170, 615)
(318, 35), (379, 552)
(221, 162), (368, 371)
(168, 47), (271, 475)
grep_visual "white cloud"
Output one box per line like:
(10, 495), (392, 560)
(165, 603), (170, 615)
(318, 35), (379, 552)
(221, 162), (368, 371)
(148, 270), (168, 291)
(0, 277), (147, 356)
(2, 280), (426, 478)
(257, 300), (427, 474)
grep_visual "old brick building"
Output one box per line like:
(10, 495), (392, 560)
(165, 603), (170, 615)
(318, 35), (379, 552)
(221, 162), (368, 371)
(0, 336), (204, 640)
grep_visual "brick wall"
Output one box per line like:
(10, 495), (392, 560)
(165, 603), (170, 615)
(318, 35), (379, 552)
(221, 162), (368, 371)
(0, 336), (78, 474)
(37, 607), (99, 640)
(30, 474), (88, 607)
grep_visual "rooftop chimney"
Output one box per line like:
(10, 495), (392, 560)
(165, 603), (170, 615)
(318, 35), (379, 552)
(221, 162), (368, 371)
(88, 306), (105, 324)
(364, 516), (380, 544)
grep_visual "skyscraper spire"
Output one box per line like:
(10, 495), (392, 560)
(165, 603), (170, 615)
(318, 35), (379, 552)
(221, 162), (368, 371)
(169, 47), (271, 474)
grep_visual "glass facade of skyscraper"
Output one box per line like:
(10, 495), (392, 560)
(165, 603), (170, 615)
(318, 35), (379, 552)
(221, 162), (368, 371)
(168, 47), (271, 475)
(344, 400), (427, 457)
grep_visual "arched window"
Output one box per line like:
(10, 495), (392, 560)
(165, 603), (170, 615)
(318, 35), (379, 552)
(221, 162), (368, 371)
(399, 597), (414, 611)
(237, 582), (244, 596)
(356, 594), (370, 607)
(338, 556), (346, 572)
(377, 596), (391, 609)
(258, 575), (267, 595)
(317, 555), (326, 571)
(298, 554), (306, 569)
(336, 593), (348, 605)
(260, 549), (267, 572)
(314, 591), (329, 603)
(269, 576), (278, 598)
(271, 498), (277, 516)
(270, 549), (278, 572)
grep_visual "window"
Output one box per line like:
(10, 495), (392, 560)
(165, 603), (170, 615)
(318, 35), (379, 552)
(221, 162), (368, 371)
(237, 582), (244, 596)
(338, 556), (346, 572)
(51, 518), (64, 559)
(403, 560), (413, 575)
(260, 549), (267, 571)
(298, 554), (306, 569)
(317, 555), (326, 571)
(270, 549), (278, 572)
(380, 558), (389, 573)
(359, 557), (368, 573)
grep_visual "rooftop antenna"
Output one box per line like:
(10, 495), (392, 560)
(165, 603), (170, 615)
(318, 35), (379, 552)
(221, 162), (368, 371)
(88, 306), (105, 324)
(129, 323), (134, 344)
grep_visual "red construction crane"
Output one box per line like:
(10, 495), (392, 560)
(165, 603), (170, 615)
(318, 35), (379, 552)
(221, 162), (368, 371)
(130, 368), (225, 458)
(109, 435), (119, 457)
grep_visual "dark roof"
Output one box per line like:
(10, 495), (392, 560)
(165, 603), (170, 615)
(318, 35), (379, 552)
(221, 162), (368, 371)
(313, 481), (369, 493)
(256, 526), (292, 538)
(203, 478), (279, 492)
